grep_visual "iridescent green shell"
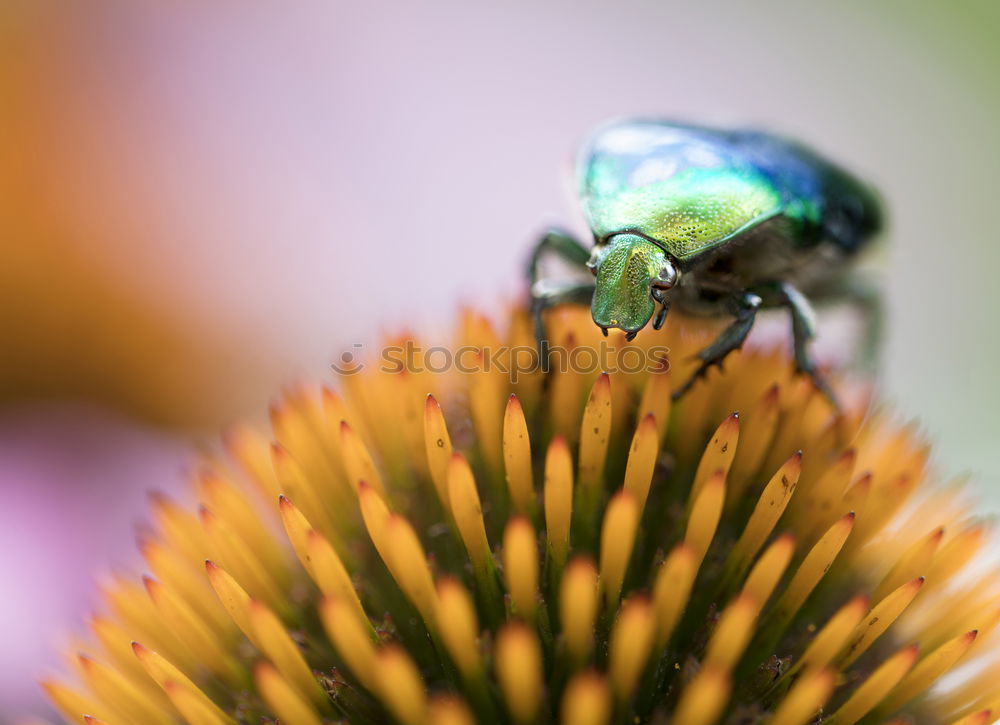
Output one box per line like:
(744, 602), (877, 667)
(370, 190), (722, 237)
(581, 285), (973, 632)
(578, 121), (814, 261)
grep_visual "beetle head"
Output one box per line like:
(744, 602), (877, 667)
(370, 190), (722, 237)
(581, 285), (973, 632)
(589, 234), (678, 339)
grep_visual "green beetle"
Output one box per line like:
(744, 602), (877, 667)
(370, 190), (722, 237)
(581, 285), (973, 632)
(528, 119), (883, 399)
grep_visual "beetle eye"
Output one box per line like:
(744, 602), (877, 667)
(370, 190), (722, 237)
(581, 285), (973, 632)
(653, 262), (678, 289)
(586, 247), (601, 276)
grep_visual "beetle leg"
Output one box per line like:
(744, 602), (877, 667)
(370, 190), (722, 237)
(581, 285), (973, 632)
(814, 275), (883, 373)
(526, 227), (592, 285)
(776, 281), (839, 406)
(527, 228), (595, 369)
(530, 279), (596, 371)
(673, 291), (762, 400)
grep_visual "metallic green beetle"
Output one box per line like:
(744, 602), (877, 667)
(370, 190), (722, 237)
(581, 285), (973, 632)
(528, 119), (883, 400)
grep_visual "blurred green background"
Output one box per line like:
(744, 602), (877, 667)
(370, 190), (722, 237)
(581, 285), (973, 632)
(0, 0), (998, 718)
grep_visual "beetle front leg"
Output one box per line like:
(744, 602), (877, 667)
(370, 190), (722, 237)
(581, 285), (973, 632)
(776, 281), (839, 405)
(526, 228), (595, 366)
(526, 227), (593, 286)
(530, 280), (596, 371)
(672, 291), (762, 400)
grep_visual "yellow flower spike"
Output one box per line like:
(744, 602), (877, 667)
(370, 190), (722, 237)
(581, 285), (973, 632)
(704, 592), (758, 671)
(142, 577), (234, 678)
(496, 622), (544, 724)
(904, 578), (996, 650)
(924, 523), (987, 591)
(423, 394), (454, 510)
(560, 556), (599, 663)
(100, 576), (189, 668)
(934, 658), (1000, 719)
(577, 372), (613, 524)
(469, 349), (507, 475)
(339, 420), (386, 496)
(637, 360), (671, 443)
(357, 479), (395, 568)
(544, 434), (574, 571)
(503, 394), (536, 515)
(429, 694), (477, 725)
(435, 577), (482, 679)
(386, 513), (439, 628)
(623, 413), (659, 513)
(880, 629), (978, 715)
(77, 654), (174, 725)
(672, 369), (718, 462)
(673, 665), (730, 725)
(850, 472), (918, 550)
(794, 414), (847, 493)
(561, 670), (612, 725)
(223, 424), (283, 503)
(793, 448), (856, 538)
(139, 535), (232, 635)
(270, 443), (338, 542)
(376, 645), (429, 725)
(83, 717), (110, 725)
(838, 576), (925, 669)
(247, 599), (327, 705)
(277, 494), (316, 577)
(388, 371), (433, 478)
(741, 534), (795, 614)
(271, 394), (350, 498)
(548, 331), (585, 438)
(131, 642), (233, 724)
(599, 489), (640, 611)
(684, 469), (726, 569)
(303, 529), (369, 632)
(41, 679), (105, 725)
(789, 595), (869, 677)
(149, 493), (211, 570)
(318, 594), (378, 690)
(949, 711), (993, 725)
(726, 452), (802, 581)
(759, 378), (815, 475)
(827, 645), (920, 725)
(652, 543), (697, 650)
(269, 394), (318, 460)
(88, 613), (164, 689)
(204, 560), (262, 650)
(197, 470), (285, 573)
(841, 472), (871, 523)
(873, 526), (943, 603)
(253, 662), (323, 725)
(769, 667), (836, 725)
(729, 384), (780, 496)
(319, 384), (354, 438)
(199, 506), (285, 614)
(691, 411), (739, 503)
(763, 512), (855, 639)
(608, 596), (655, 702)
(973, 605), (1000, 646)
(447, 452), (493, 578)
(503, 516), (539, 622)
(162, 679), (236, 725)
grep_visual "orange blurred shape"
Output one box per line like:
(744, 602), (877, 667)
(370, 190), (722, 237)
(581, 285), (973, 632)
(0, 3), (262, 427)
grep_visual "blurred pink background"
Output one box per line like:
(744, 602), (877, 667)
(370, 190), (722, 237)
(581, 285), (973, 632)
(2, 0), (999, 718)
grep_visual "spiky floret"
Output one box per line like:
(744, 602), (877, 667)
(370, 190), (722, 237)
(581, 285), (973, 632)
(45, 306), (1000, 724)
